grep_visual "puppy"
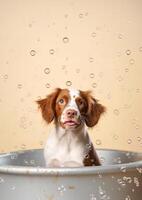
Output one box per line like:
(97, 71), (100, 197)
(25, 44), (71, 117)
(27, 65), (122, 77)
(37, 88), (105, 167)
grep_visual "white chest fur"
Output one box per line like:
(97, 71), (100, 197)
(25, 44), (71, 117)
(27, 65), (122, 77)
(44, 126), (90, 167)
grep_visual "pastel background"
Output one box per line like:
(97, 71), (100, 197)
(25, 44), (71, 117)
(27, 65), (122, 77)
(0, 0), (142, 153)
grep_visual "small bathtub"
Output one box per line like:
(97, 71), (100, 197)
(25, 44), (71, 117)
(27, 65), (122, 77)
(0, 149), (142, 200)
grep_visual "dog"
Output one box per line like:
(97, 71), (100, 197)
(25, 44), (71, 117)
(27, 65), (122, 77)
(37, 88), (105, 167)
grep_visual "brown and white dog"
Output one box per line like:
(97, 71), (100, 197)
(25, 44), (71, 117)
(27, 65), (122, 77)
(37, 88), (105, 167)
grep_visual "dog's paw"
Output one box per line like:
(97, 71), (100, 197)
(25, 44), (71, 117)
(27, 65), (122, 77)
(63, 161), (83, 167)
(47, 159), (61, 167)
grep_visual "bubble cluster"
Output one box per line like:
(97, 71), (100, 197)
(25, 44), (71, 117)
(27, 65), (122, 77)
(90, 193), (97, 200)
(57, 185), (66, 195)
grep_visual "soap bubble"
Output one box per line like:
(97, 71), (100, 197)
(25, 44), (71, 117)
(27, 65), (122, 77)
(4, 74), (8, 79)
(89, 73), (95, 78)
(63, 37), (69, 43)
(139, 47), (142, 52)
(125, 49), (131, 55)
(118, 34), (123, 39)
(44, 67), (50, 74)
(113, 109), (120, 116)
(79, 13), (83, 18)
(113, 134), (119, 140)
(89, 57), (94, 63)
(127, 139), (132, 144)
(76, 68), (80, 73)
(17, 84), (22, 89)
(91, 32), (96, 38)
(90, 193), (97, 200)
(92, 83), (97, 88)
(49, 49), (55, 55)
(0, 177), (4, 183)
(137, 137), (141, 142)
(30, 50), (36, 56)
(96, 139), (102, 145)
(129, 59), (135, 65)
(66, 81), (72, 86)
(45, 83), (50, 88)
(11, 186), (16, 190)
(125, 67), (129, 72)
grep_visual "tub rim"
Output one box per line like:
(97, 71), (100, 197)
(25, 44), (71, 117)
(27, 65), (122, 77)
(0, 149), (142, 176)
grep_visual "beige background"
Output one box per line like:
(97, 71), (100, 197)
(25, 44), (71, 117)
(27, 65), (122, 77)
(0, 0), (142, 153)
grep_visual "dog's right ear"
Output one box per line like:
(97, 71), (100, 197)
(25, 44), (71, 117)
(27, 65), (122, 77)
(37, 88), (61, 123)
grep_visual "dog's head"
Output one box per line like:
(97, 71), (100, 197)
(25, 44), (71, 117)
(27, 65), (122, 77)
(37, 88), (105, 130)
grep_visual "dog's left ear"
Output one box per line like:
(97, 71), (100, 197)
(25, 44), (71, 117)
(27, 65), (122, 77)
(36, 88), (61, 123)
(82, 91), (106, 127)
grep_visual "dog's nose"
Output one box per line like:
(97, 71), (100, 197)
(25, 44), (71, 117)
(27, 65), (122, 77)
(66, 109), (77, 118)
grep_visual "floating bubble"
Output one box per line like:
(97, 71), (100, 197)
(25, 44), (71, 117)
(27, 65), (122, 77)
(11, 186), (16, 190)
(89, 57), (94, 63)
(63, 37), (69, 43)
(120, 166), (127, 173)
(118, 34), (123, 39)
(66, 81), (72, 86)
(0, 177), (4, 184)
(125, 67), (129, 72)
(44, 67), (50, 74)
(49, 49), (55, 55)
(89, 193), (97, 200)
(118, 75), (123, 82)
(125, 49), (131, 55)
(30, 50), (36, 56)
(4, 74), (8, 79)
(139, 47), (142, 52)
(137, 137), (141, 142)
(113, 134), (119, 140)
(92, 83), (97, 88)
(64, 14), (68, 18)
(136, 88), (140, 93)
(21, 144), (26, 150)
(113, 109), (120, 116)
(96, 139), (102, 145)
(76, 68), (80, 73)
(45, 83), (50, 88)
(91, 32), (96, 38)
(127, 139), (132, 144)
(17, 84), (22, 89)
(11, 154), (17, 160)
(89, 73), (95, 78)
(129, 59), (135, 65)
(79, 13), (83, 18)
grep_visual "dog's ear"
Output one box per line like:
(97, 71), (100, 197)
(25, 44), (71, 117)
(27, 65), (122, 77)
(81, 91), (106, 127)
(37, 88), (61, 123)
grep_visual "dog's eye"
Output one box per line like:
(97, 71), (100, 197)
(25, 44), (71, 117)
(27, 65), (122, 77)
(58, 98), (65, 104)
